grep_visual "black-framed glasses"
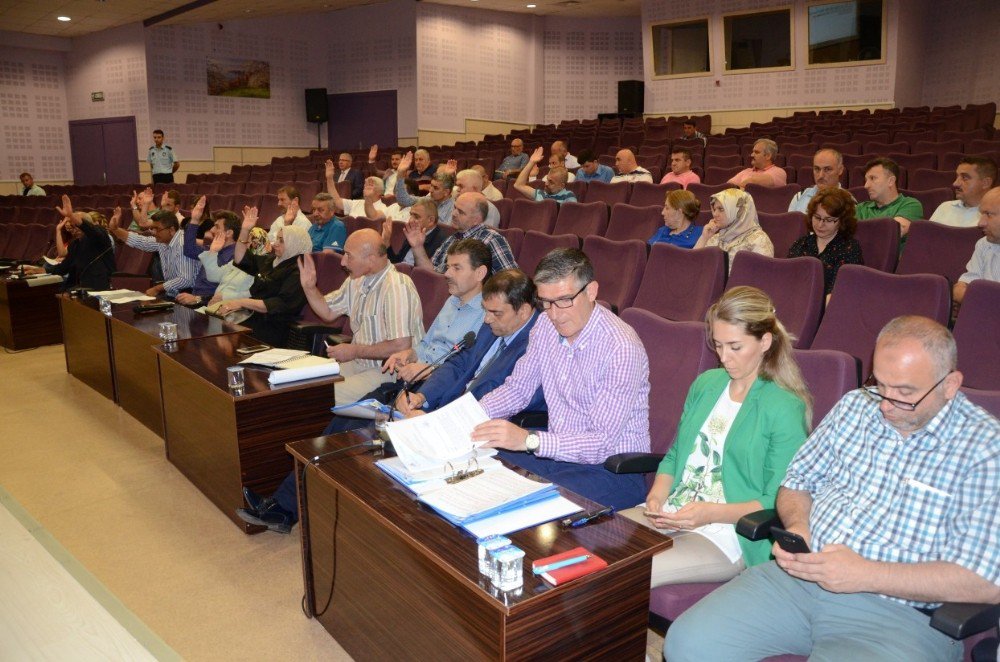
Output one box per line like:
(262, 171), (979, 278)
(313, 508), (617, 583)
(535, 281), (590, 311)
(812, 213), (840, 225)
(862, 372), (951, 411)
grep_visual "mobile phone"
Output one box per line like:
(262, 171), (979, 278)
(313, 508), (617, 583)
(236, 344), (271, 355)
(771, 526), (811, 554)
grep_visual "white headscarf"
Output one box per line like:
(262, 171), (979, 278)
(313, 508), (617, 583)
(710, 188), (762, 250)
(273, 225), (312, 266)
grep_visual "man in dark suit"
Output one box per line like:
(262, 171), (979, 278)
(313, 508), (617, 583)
(395, 268), (545, 415)
(333, 152), (365, 199)
(237, 268), (545, 533)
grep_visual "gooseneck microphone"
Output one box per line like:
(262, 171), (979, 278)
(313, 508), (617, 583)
(403, 331), (476, 394)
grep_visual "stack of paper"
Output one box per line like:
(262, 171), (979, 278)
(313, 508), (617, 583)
(88, 289), (155, 303)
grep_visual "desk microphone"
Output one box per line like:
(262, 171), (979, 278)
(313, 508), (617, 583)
(402, 331), (476, 396)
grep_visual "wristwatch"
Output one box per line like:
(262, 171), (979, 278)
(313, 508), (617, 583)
(525, 432), (540, 454)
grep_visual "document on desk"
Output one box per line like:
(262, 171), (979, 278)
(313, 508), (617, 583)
(418, 466), (557, 524)
(386, 392), (491, 473)
(88, 289), (155, 303)
(462, 495), (582, 538)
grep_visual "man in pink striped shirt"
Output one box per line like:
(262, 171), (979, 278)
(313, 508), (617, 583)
(474, 248), (651, 509)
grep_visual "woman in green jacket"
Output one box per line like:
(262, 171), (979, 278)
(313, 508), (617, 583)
(625, 286), (812, 586)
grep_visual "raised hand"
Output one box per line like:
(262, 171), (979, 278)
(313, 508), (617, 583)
(139, 187), (154, 206)
(55, 194), (73, 219)
(397, 151), (413, 174)
(325, 158), (336, 180)
(403, 218), (426, 248)
(109, 206), (123, 229)
(284, 197), (300, 222)
(442, 159), (459, 175)
(209, 227), (226, 252)
(381, 218), (393, 246)
(368, 144), (378, 162)
(241, 205), (259, 232)
(529, 146), (544, 164)
(298, 252), (317, 289)
(191, 195), (207, 223)
(130, 190), (139, 208)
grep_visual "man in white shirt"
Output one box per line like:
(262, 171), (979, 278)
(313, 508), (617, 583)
(930, 157), (997, 228)
(611, 149), (653, 184)
(953, 187), (1000, 308)
(266, 186), (311, 243)
(789, 149), (847, 213)
(325, 159), (391, 220)
(551, 140), (579, 169)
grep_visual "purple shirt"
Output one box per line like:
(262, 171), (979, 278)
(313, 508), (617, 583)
(480, 304), (650, 464)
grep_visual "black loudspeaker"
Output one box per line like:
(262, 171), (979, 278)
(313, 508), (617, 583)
(618, 80), (644, 116)
(305, 88), (328, 123)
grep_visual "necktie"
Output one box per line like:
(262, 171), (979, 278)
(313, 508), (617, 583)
(466, 339), (506, 394)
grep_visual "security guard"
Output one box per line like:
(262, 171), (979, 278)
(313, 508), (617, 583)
(148, 129), (180, 184)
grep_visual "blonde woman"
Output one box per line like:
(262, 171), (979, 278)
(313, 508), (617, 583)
(623, 286), (811, 586)
(694, 188), (773, 271)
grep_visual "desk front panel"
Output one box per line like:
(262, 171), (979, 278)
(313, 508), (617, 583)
(0, 278), (62, 350)
(59, 295), (115, 400)
(158, 335), (338, 533)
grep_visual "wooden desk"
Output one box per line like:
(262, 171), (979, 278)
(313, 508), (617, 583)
(0, 275), (62, 350)
(156, 334), (341, 533)
(59, 294), (115, 400)
(109, 304), (245, 436)
(288, 433), (671, 660)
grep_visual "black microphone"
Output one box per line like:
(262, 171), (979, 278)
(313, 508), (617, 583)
(401, 331), (476, 397)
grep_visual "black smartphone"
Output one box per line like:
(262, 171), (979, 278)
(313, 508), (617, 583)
(236, 344), (271, 355)
(771, 526), (811, 554)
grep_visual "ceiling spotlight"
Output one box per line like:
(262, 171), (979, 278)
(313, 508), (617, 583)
(527, 3), (536, 6)
(57, 16), (71, 21)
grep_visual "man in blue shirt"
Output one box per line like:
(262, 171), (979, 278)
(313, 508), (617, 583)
(148, 129), (179, 184)
(574, 149), (614, 184)
(175, 203), (242, 307)
(307, 192), (347, 252)
(667, 316), (1000, 661)
(494, 138), (529, 179)
(514, 146), (577, 204)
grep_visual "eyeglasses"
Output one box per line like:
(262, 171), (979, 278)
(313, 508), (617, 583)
(861, 372), (950, 411)
(812, 214), (840, 225)
(535, 281), (590, 310)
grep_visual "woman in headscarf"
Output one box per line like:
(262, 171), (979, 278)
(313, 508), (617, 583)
(694, 187), (773, 272)
(219, 206), (310, 347)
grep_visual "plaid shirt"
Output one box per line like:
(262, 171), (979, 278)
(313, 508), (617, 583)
(480, 304), (651, 464)
(430, 223), (517, 275)
(783, 390), (1000, 607)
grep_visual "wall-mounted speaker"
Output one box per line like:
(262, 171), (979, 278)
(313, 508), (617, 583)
(618, 80), (644, 116)
(305, 88), (328, 123)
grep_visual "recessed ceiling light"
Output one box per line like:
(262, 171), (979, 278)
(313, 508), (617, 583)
(527, 3), (536, 6)
(57, 16), (71, 21)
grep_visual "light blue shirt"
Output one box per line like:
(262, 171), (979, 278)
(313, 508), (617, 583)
(416, 292), (485, 364)
(394, 177), (455, 225)
(574, 163), (614, 183)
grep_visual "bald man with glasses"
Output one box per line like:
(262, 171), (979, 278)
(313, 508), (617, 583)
(666, 315), (1000, 662)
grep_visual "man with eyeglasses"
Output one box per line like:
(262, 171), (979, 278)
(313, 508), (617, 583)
(108, 208), (199, 298)
(473, 248), (651, 510)
(666, 315), (1000, 662)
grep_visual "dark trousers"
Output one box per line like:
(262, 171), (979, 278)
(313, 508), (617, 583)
(496, 450), (646, 510)
(151, 173), (174, 184)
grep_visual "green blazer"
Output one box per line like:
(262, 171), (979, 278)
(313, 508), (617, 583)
(657, 368), (808, 567)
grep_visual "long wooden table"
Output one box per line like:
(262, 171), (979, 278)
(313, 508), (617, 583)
(287, 432), (671, 660)
(156, 334), (341, 533)
(0, 274), (62, 350)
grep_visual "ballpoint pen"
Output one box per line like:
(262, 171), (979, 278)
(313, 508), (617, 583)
(532, 554), (592, 574)
(561, 506), (614, 528)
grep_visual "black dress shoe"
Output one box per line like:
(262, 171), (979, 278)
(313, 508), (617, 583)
(236, 506), (293, 534)
(242, 487), (275, 515)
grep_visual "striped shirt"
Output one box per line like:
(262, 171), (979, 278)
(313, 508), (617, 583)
(480, 304), (651, 464)
(324, 262), (424, 371)
(783, 390), (1000, 607)
(958, 237), (1000, 285)
(125, 230), (199, 296)
(430, 223), (518, 275)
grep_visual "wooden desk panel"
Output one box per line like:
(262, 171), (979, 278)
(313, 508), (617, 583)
(59, 295), (115, 400)
(157, 334), (340, 532)
(110, 304), (244, 436)
(0, 277), (62, 350)
(288, 434), (670, 660)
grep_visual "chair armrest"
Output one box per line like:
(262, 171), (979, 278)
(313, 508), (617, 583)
(930, 602), (1000, 640)
(603, 452), (665, 474)
(736, 509), (780, 541)
(508, 410), (548, 429)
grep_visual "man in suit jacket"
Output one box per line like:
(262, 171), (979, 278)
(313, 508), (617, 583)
(396, 268), (545, 415)
(237, 268), (545, 533)
(333, 152), (365, 199)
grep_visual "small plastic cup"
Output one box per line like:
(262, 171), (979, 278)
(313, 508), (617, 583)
(226, 365), (245, 390)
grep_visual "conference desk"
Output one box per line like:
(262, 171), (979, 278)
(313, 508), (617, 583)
(156, 334), (341, 533)
(59, 294), (246, 434)
(0, 274), (62, 350)
(287, 433), (671, 660)
(108, 303), (245, 436)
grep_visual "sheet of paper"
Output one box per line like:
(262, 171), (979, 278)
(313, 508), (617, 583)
(238, 348), (308, 366)
(267, 361), (340, 385)
(385, 392), (491, 473)
(418, 466), (551, 520)
(462, 496), (582, 538)
(376, 454), (502, 492)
